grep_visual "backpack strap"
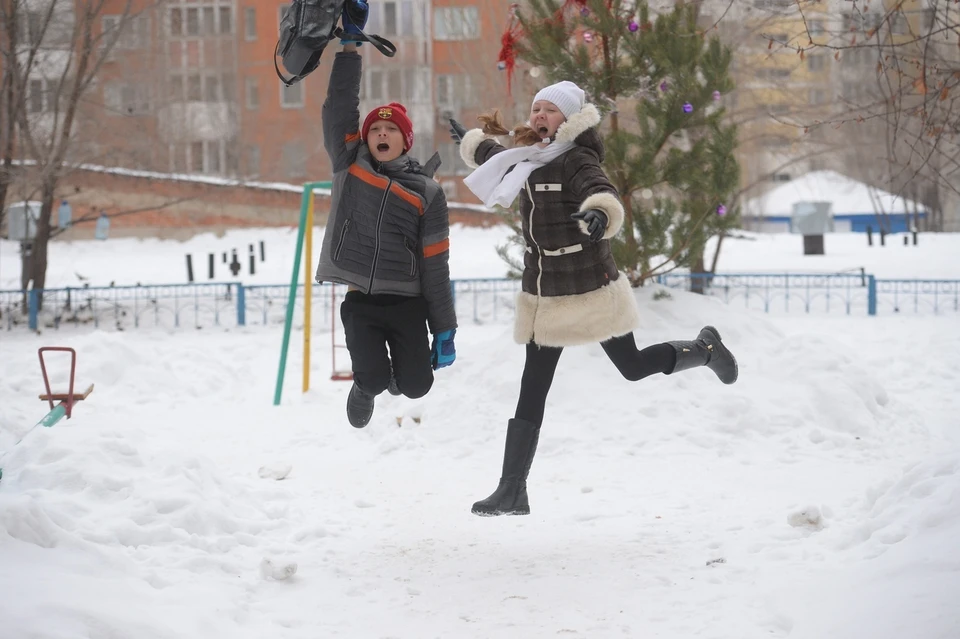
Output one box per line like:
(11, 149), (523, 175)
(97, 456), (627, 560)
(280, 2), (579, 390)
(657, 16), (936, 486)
(340, 25), (397, 57)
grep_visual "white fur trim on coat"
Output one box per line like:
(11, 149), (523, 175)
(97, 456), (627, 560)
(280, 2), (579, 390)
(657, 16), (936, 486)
(459, 128), (495, 169)
(555, 103), (601, 143)
(577, 191), (625, 240)
(513, 274), (639, 347)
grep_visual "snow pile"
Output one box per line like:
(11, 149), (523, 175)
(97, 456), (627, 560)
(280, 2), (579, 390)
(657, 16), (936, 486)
(1, 286), (958, 637)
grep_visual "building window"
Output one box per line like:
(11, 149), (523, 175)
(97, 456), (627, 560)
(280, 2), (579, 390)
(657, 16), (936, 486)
(434, 6), (480, 41)
(807, 55), (825, 72)
(282, 142), (306, 178)
(387, 68), (402, 100)
(383, 1), (398, 36)
(205, 75), (220, 102)
(890, 13), (907, 35)
(437, 74), (473, 107)
(281, 81), (303, 108)
(190, 141), (204, 172)
(401, 0), (414, 35)
(207, 141), (222, 173)
(203, 7), (216, 35)
(807, 20), (823, 36)
(28, 79), (45, 113)
(278, 4), (291, 34)
(246, 77), (260, 109)
(439, 179), (457, 199)
(368, 69), (384, 102)
(169, 8), (183, 36)
(104, 82), (151, 115)
(187, 74), (202, 101)
(245, 7), (257, 40)
(102, 15), (150, 50)
(809, 89), (826, 105)
(437, 143), (466, 176)
(186, 8), (200, 35)
(169, 75), (184, 102)
(246, 145), (261, 176)
(219, 7), (233, 34)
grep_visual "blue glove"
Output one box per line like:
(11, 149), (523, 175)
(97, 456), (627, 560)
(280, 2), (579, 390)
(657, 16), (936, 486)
(431, 329), (456, 370)
(341, 0), (368, 45)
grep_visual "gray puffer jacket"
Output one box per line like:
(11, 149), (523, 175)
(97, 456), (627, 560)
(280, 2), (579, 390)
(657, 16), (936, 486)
(315, 51), (456, 335)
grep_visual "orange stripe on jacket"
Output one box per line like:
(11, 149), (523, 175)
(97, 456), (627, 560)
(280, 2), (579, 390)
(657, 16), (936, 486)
(345, 131), (361, 143)
(347, 165), (424, 215)
(391, 183), (424, 215)
(423, 238), (449, 258)
(348, 164), (388, 189)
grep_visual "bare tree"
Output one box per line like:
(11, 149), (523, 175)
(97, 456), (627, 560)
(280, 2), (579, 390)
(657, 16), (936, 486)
(768, 0), (960, 230)
(0, 0), (137, 300)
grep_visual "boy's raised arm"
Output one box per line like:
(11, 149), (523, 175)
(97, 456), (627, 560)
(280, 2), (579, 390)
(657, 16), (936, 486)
(322, 43), (362, 172)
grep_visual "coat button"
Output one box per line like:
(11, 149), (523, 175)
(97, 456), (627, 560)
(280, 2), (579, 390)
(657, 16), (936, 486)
(559, 248), (565, 254)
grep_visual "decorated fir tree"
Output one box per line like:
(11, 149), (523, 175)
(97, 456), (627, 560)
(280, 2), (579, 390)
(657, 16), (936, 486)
(496, 0), (741, 288)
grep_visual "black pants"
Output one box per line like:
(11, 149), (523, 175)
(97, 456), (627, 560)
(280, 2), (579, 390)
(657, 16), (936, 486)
(515, 333), (676, 427)
(340, 292), (433, 399)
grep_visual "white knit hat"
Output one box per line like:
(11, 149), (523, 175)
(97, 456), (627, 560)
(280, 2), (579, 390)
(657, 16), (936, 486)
(532, 81), (585, 120)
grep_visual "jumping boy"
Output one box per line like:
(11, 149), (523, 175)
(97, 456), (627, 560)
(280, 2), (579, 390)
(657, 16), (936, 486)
(315, 3), (457, 428)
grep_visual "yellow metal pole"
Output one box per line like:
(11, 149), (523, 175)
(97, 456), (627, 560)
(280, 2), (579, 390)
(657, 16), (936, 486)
(302, 187), (314, 392)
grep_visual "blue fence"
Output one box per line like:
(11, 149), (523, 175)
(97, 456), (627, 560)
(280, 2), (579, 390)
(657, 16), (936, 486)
(0, 278), (523, 331)
(1, 274), (957, 331)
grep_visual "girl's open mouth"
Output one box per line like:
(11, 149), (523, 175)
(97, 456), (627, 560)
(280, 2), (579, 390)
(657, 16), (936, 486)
(537, 126), (548, 136)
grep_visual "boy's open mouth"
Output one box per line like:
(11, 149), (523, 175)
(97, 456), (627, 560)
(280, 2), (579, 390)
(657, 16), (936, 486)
(377, 143), (390, 152)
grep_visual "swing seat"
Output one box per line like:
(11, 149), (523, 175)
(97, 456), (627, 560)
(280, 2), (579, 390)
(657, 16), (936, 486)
(39, 383), (94, 402)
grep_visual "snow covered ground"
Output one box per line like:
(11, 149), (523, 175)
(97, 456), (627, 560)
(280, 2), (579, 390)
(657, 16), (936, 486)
(2, 228), (959, 290)
(1, 228), (959, 638)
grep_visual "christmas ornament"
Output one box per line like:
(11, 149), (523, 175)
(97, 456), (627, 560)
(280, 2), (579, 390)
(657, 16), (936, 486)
(641, 189), (653, 200)
(712, 90), (721, 101)
(628, 20), (639, 32)
(496, 4), (524, 94)
(717, 204), (727, 216)
(580, 7), (590, 16)
(529, 66), (541, 78)
(583, 31), (593, 43)
(683, 102), (693, 113)
(660, 80), (668, 92)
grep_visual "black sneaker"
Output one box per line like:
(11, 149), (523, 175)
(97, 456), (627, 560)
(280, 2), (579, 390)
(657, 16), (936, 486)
(387, 371), (401, 396)
(346, 383), (375, 428)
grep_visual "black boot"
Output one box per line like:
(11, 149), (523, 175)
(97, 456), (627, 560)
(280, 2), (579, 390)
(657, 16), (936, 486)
(667, 325), (738, 384)
(472, 418), (540, 516)
(386, 366), (401, 396)
(346, 382), (375, 428)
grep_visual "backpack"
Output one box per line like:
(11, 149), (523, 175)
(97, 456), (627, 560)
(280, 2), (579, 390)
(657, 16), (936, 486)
(275, 0), (397, 87)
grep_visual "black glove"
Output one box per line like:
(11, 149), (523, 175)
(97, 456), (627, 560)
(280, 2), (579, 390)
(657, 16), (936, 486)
(571, 208), (608, 242)
(449, 119), (467, 145)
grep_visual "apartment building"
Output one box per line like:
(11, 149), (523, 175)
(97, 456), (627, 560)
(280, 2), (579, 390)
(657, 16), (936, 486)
(72, 0), (516, 196)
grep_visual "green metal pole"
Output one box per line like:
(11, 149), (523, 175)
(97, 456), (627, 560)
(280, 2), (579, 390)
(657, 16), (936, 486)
(0, 403), (69, 482)
(273, 182), (330, 406)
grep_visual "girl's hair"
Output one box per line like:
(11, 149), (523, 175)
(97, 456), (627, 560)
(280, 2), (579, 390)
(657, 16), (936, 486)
(477, 109), (542, 147)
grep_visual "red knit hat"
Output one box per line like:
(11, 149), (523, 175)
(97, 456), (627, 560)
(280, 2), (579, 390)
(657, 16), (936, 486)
(361, 102), (414, 152)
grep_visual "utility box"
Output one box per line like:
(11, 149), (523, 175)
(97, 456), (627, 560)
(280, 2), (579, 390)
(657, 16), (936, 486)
(791, 201), (832, 255)
(6, 201), (42, 242)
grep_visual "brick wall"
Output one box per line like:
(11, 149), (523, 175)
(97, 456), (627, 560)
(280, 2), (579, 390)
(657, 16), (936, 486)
(5, 164), (499, 241)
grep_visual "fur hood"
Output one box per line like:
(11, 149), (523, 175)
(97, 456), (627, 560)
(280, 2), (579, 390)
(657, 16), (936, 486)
(554, 103), (603, 154)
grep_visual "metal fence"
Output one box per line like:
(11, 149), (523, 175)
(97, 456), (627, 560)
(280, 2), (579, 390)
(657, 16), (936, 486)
(2, 274), (956, 332)
(0, 278), (523, 332)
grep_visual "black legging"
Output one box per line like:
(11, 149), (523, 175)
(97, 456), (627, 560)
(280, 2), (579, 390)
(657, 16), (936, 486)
(514, 332), (676, 427)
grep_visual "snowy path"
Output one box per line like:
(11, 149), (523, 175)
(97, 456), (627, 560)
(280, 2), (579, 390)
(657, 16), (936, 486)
(1, 289), (958, 638)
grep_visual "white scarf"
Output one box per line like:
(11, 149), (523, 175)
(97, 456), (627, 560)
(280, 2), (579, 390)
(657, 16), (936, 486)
(463, 140), (575, 209)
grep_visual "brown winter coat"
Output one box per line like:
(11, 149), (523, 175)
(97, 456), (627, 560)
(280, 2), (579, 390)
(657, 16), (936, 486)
(460, 104), (639, 347)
